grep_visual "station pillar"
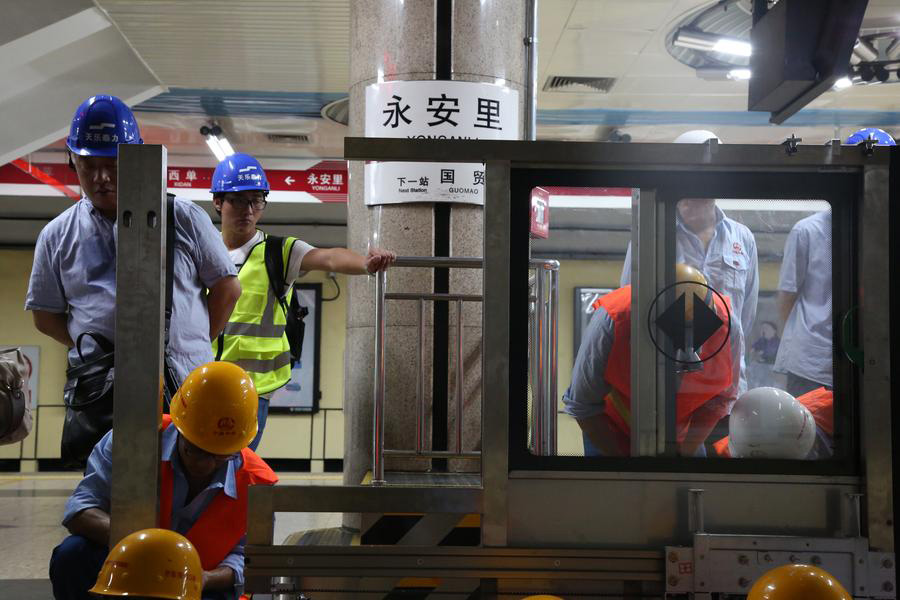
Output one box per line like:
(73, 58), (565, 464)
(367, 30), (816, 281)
(344, 1), (527, 488)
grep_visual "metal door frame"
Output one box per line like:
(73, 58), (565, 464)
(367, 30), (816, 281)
(239, 138), (893, 593)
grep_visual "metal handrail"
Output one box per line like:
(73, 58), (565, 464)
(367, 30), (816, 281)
(373, 256), (560, 485)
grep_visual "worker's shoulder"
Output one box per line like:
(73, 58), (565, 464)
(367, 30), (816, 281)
(169, 196), (217, 234)
(37, 199), (88, 243)
(791, 210), (830, 233)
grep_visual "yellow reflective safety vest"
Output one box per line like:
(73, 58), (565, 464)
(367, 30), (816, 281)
(213, 234), (295, 394)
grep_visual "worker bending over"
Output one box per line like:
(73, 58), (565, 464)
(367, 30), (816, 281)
(209, 153), (395, 449)
(49, 362), (277, 600)
(563, 265), (740, 456)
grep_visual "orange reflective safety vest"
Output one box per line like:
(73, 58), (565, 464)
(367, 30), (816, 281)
(712, 387), (833, 457)
(157, 415), (279, 571)
(592, 285), (734, 452)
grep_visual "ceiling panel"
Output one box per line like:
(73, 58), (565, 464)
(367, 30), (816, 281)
(96, 0), (351, 92)
(567, 0), (684, 31)
(537, 0), (577, 86)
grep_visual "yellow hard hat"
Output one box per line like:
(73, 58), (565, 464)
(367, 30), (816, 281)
(90, 528), (202, 600)
(748, 564), (851, 600)
(674, 263), (709, 321)
(170, 361), (258, 455)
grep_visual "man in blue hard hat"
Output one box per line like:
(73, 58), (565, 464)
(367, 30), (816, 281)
(774, 127), (895, 396)
(209, 153), (395, 449)
(25, 96), (241, 425)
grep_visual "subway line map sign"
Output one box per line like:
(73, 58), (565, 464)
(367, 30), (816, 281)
(364, 80), (519, 205)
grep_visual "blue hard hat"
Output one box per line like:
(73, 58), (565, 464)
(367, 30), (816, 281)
(845, 127), (896, 146)
(66, 95), (142, 157)
(210, 153), (270, 194)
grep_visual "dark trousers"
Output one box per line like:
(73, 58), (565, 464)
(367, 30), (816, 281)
(50, 534), (232, 600)
(49, 535), (107, 600)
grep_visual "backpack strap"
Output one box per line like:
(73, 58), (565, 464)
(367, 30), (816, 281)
(165, 194), (176, 340)
(162, 194), (179, 401)
(263, 234), (289, 307)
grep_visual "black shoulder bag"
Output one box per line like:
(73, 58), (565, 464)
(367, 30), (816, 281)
(263, 235), (308, 367)
(61, 195), (178, 466)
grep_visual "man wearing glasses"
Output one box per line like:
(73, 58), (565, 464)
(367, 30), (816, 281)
(210, 153), (395, 450)
(49, 361), (278, 600)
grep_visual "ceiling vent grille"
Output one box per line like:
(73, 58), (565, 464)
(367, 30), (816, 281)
(543, 76), (617, 93)
(266, 133), (311, 144)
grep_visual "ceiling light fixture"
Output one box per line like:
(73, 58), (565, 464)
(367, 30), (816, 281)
(673, 29), (752, 57)
(199, 125), (234, 162)
(728, 68), (752, 80)
(714, 38), (752, 57)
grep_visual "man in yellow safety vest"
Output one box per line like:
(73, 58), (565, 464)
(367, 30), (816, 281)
(209, 153), (395, 449)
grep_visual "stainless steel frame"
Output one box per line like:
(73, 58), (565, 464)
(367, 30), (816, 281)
(371, 256), (561, 483)
(109, 144), (167, 546)
(246, 138), (891, 595)
(529, 259), (560, 456)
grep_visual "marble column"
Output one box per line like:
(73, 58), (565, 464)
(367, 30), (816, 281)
(345, 0), (526, 488)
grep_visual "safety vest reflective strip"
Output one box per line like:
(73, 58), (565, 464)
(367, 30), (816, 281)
(212, 234), (295, 394)
(712, 387), (833, 457)
(593, 285), (734, 444)
(158, 416), (278, 571)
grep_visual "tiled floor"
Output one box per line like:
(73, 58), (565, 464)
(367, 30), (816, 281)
(0, 472), (343, 588)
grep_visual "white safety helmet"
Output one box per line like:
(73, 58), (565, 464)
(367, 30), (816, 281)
(674, 129), (723, 144)
(729, 387), (815, 459)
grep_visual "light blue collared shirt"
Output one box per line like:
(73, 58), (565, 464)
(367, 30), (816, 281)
(26, 197), (237, 383)
(620, 207), (759, 395)
(63, 425), (245, 597)
(774, 211), (833, 387)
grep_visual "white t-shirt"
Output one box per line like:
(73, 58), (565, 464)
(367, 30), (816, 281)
(228, 230), (315, 296)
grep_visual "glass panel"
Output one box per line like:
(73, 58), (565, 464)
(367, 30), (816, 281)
(540, 192), (836, 462)
(527, 186), (634, 457)
(672, 198), (834, 460)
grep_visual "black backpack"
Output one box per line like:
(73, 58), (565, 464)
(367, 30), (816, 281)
(263, 235), (309, 367)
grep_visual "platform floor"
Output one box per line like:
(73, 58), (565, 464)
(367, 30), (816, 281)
(0, 472), (343, 599)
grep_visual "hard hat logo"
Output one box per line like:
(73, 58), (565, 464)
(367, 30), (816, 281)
(66, 95), (142, 157)
(211, 153), (270, 194)
(169, 362), (258, 455)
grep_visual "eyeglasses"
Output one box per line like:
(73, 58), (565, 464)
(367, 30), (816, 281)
(225, 194), (267, 211)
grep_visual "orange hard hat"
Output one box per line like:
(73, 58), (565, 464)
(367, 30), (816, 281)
(748, 563), (851, 600)
(674, 263), (709, 321)
(170, 361), (258, 455)
(90, 528), (202, 599)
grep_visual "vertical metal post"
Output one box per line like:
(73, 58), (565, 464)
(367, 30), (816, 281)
(416, 298), (426, 454)
(546, 264), (559, 456)
(523, 0), (538, 141)
(632, 188), (660, 457)
(861, 163), (893, 550)
(528, 274), (538, 453)
(456, 298), (464, 454)
(533, 265), (545, 454)
(109, 144), (166, 547)
(482, 161), (511, 546)
(688, 488), (705, 534)
(372, 270), (387, 485)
